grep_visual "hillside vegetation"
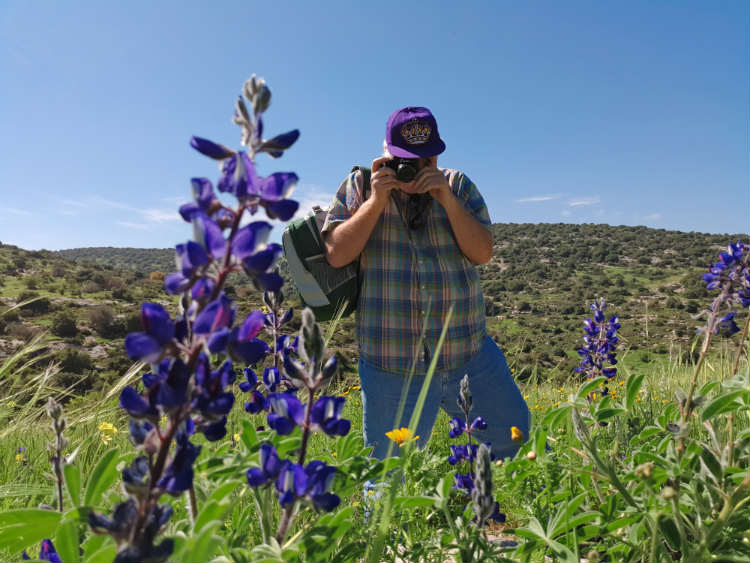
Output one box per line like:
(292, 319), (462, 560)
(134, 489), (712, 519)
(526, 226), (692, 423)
(0, 222), (746, 400)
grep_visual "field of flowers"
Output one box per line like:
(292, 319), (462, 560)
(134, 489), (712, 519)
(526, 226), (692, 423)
(0, 75), (747, 563)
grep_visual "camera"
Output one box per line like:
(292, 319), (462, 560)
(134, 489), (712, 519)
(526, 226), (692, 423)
(384, 157), (419, 183)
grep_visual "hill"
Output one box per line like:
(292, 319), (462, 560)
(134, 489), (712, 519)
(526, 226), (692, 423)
(1, 223), (747, 399)
(56, 247), (175, 274)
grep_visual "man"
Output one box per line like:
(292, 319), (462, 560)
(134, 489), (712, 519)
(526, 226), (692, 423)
(322, 107), (530, 460)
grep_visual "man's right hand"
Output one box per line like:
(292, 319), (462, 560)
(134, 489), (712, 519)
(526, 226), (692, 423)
(370, 157), (399, 203)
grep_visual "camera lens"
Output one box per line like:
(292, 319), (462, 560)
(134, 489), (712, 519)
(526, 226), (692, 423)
(396, 162), (417, 183)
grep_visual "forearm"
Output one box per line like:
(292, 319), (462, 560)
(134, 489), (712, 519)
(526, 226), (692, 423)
(439, 194), (493, 264)
(324, 196), (388, 268)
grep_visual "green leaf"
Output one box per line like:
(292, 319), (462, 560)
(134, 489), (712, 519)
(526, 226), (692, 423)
(193, 499), (229, 533)
(700, 390), (744, 422)
(178, 520), (224, 562)
(534, 426), (547, 458)
(0, 509), (62, 553)
(54, 519), (79, 563)
(625, 373), (645, 411)
(605, 513), (642, 533)
(207, 480), (242, 505)
(577, 377), (607, 399)
(595, 407), (626, 422)
(392, 496), (436, 509)
(84, 542), (117, 563)
(83, 448), (119, 507)
(541, 404), (571, 431)
(700, 448), (723, 484)
(657, 514), (681, 551)
(63, 463), (81, 507)
(240, 419), (258, 450)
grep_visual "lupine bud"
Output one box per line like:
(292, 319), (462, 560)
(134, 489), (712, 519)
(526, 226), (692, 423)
(471, 444), (498, 527)
(299, 308), (324, 365)
(661, 486), (677, 500)
(458, 374), (472, 415)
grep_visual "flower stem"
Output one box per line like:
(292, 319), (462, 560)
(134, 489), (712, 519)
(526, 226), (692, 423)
(731, 312), (750, 376)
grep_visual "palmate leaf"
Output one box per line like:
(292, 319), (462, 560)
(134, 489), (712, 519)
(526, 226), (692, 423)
(63, 462), (81, 507)
(0, 509), (62, 553)
(701, 390), (746, 422)
(576, 376), (607, 399)
(83, 448), (119, 507)
(54, 518), (79, 563)
(625, 373), (645, 411)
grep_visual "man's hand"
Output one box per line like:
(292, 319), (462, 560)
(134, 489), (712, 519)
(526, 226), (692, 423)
(412, 157), (452, 206)
(370, 157), (400, 203)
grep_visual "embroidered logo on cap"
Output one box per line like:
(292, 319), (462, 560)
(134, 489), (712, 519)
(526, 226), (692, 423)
(400, 118), (431, 145)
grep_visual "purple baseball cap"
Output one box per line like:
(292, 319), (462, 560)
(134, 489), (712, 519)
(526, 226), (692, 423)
(385, 106), (446, 158)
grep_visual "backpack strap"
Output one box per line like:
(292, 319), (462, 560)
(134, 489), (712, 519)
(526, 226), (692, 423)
(350, 165), (371, 201)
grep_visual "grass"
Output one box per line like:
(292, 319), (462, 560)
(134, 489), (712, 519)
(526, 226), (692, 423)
(0, 335), (746, 561)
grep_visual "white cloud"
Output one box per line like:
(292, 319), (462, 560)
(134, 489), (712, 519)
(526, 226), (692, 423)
(116, 220), (150, 230)
(142, 208), (181, 223)
(517, 194), (561, 203)
(2, 207), (32, 216)
(561, 209), (571, 217)
(568, 196), (601, 207)
(643, 213), (662, 221)
(59, 198), (87, 208)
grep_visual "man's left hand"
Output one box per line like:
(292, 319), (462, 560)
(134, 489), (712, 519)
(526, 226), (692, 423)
(413, 165), (452, 206)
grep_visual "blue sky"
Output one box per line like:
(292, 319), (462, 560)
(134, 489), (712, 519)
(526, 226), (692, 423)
(1, 1), (747, 251)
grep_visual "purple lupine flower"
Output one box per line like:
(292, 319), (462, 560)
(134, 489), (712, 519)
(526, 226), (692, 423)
(256, 129), (300, 158)
(470, 416), (487, 431)
(122, 456), (150, 496)
(38, 539), (62, 563)
(231, 222), (273, 259)
(191, 212), (226, 260)
(699, 242), (749, 337)
(304, 460), (340, 511)
(229, 311), (270, 365)
(128, 420), (154, 447)
(575, 298), (620, 398)
(142, 358), (190, 412)
(309, 396), (351, 437)
(218, 151), (261, 198)
(193, 357), (236, 419)
(275, 461), (307, 507)
(90, 499), (174, 562)
(178, 178), (220, 222)
(156, 434), (201, 495)
(266, 392), (305, 435)
(120, 386), (159, 420)
(190, 136), (234, 160)
(262, 367), (282, 392)
(125, 303), (176, 363)
(244, 390), (266, 414)
(246, 444), (283, 487)
(242, 243), (284, 292)
(194, 293), (235, 336)
(239, 367), (258, 392)
(448, 417), (466, 438)
(453, 472), (474, 492)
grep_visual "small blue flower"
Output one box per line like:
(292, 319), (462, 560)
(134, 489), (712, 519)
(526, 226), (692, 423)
(448, 417), (465, 438)
(266, 393), (305, 435)
(124, 303), (176, 363)
(246, 444), (283, 487)
(156, 434), (201, 496)
(309, 396), (351, 436)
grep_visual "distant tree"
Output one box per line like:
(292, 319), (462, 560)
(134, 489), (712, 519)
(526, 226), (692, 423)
(52, 312), (78, 338)
(19, 291), (50, 315)
(89, 306), (125, 339)
(59, 349), (92, 374)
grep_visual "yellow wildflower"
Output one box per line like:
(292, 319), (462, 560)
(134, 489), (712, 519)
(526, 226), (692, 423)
(351, 384), (361, 390)
(98, 422), (118, 444)
(637, 397), (642, 403)
(511, 426), (524, 442)
(332, 452), (337, 457)
(233, 433), (240, 443)
(385, 427), (419, 447)
(8, 401), (16, 409)
(160, 415), (168, 426)
(523, 395), (529, 400)
(15, 453), (25, 463)
(619, 381), (625, 386)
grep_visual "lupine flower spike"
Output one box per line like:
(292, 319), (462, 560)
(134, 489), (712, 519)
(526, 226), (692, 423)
(575, 298), (620, 402)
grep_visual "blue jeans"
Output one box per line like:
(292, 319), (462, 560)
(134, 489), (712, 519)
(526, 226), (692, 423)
(359, 335), (531, 460)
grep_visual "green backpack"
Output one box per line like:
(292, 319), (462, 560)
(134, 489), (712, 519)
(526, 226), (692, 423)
(282, 166), (371, 322)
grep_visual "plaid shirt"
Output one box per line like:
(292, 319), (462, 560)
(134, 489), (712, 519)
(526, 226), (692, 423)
(322, 167), (491, 375)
